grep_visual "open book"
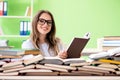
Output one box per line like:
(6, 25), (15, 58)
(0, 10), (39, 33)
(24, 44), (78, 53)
(39, 57), (86, 65)
(89, 47), (120, 60)
(67, 33), (90, 58)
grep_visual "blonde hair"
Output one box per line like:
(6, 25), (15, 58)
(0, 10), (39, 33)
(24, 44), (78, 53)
(30, 10), (59, 56)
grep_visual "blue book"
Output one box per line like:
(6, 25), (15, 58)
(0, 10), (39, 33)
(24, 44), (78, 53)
(23, 21), (28, 35)
(26, 21), (31, 35)
(20, 21), (24, 35)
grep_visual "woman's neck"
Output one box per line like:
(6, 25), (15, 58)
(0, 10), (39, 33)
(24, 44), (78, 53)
(39, 35), (47, 44)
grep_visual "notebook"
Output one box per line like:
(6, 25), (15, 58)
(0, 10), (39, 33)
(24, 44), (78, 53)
(67, 33), (90, 58)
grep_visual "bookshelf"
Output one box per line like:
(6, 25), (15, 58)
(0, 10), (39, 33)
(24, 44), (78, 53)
(0, 16), (31, 18)
(0, 0), (33, 48)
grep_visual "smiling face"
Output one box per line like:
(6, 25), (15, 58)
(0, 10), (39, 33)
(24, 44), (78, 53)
(37, 13), (52, 36)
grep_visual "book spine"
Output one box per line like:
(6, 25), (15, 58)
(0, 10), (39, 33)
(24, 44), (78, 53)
(26, 21), (31, 35)
(23, 21), (28, 35)
(20, 21), (24, 35)
(103, 40), (120, 44)
(3, 1), (7, 16)
(102, 44), (120, 46)
(0, 1), (3, 16)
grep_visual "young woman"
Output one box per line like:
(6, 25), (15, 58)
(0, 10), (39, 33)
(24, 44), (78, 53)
(22, 10), (67, 59)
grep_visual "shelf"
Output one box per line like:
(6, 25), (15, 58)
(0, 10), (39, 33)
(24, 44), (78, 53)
(0, 16), (31, 18)
(0, 35), (29, 37)
(0, 0), (33, 48)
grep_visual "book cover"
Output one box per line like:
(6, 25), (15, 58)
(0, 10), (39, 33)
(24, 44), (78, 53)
(23, 54), (44, 65)
(67, 37), (90, 58)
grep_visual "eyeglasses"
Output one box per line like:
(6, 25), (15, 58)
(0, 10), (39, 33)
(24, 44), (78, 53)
(38, 18), (52, 26)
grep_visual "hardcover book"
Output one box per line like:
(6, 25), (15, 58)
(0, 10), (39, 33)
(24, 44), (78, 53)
(67, 37), (90, 58)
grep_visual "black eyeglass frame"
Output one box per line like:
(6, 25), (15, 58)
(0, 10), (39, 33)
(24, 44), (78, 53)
(38, 18), (52, 26)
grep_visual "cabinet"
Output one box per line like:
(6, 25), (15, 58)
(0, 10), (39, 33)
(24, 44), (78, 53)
(0, 0), (33, 48)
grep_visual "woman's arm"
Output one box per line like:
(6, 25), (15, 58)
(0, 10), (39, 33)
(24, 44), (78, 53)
(57, 39), (68, 59)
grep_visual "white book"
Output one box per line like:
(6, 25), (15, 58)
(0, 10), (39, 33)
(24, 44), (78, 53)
(103, 40), (120, 44)
(103, 44), (120, 46)
(3, 1), (7, 15)
(23, 21), (28, 35)
(20, 21), (24, 35)
(24, 6), (29, 16)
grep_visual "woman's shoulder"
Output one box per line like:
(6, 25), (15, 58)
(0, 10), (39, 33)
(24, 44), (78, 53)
(21, 39), (35, 49)
(56, 37), (66, 51)
(56, 37), (62, 43)
(22, 39), (32, 44)
(56, 37), (65, 46)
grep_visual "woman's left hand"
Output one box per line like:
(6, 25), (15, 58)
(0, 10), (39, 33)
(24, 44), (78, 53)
(58, 50), (68, 59)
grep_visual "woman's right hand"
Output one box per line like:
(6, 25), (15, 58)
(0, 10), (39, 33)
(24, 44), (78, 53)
(58, 50), (68, 59)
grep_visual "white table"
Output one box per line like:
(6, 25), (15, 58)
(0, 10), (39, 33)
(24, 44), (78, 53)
(0, 76), (120, 80)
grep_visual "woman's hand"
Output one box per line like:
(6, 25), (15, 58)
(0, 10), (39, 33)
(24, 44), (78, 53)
(58, 50), (68, 59)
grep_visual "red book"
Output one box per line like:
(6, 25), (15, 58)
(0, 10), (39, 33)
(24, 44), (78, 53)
(0, 1), (3, 16)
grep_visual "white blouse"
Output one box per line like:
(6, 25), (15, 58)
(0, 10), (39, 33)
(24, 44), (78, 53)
(21, 39), (65, 57)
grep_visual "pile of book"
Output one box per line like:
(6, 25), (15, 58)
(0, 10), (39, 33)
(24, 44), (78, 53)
(0, 53), (120, 76)
(89, 47), (120, 76)
(102, 36), (120, 51)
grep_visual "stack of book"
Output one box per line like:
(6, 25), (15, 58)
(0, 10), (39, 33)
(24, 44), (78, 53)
(0, 54), (120, 76)
(89, 48), (120, 76)
(100, 36), (120, 51)
(0, 49), (41, 59)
